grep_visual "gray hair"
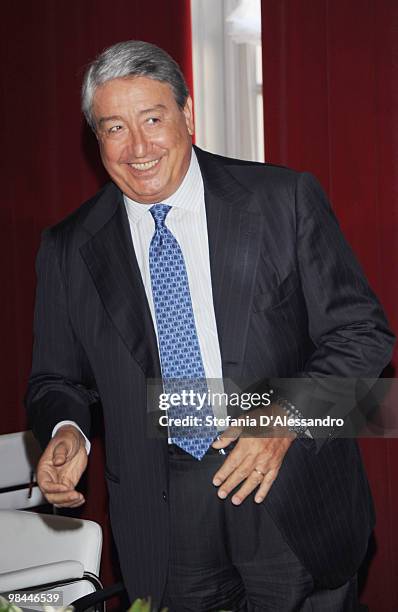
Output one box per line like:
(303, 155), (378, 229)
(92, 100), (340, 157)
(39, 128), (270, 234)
(82, 40), (190, 131)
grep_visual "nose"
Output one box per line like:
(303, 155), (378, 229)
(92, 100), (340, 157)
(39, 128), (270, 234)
(127, 127), (149, 159)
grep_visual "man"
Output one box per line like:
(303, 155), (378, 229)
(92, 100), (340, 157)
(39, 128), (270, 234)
(26, 41), (394, 611)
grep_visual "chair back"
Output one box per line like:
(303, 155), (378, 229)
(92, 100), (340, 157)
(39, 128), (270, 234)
(0, 510), (103, 607)
(0, 431), (46, 509)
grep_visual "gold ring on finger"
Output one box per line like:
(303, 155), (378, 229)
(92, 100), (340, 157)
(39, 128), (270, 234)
(253, 467), (265, 477)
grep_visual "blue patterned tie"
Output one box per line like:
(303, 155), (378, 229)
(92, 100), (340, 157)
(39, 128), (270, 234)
(149, 204), (217, 459)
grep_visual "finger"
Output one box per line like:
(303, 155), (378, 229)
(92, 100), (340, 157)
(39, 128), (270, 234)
(54, 497), (86, 509)
(231, 469), (268, 505)
(212, 447), (245, 487)
(214, 456), (254, 498)
(211, 427), (241, 448)
(46, 491), (82, 503)
(52, 441), (69, 466)
(40, 480), (74, 494)
(71, 498), (86, 507)
(46, 491), (84, 506)
(254, 468), (279, 503)
(37, 470), (58, 488)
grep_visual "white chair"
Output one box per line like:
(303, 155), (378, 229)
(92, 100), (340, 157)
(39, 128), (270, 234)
(0, 431), (46, 510)
(0, 510), (103, 609)
(0, 432), (103, 611)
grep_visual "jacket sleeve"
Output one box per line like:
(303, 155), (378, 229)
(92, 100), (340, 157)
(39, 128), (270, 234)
(25, 230), (98, 450)
(270, 172), (395, 444)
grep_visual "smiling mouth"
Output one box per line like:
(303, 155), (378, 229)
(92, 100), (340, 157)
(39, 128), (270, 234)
(129, 159), (160, 170)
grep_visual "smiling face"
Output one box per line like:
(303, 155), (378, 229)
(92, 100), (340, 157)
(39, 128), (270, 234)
(92, 76), (194, 204)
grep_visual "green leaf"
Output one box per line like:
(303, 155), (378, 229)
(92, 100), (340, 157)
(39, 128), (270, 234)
(128, 598), (150, 612)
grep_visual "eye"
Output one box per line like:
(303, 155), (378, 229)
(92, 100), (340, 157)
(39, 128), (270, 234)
(147, 117), (160, 125)
(108, 125), (123, 133)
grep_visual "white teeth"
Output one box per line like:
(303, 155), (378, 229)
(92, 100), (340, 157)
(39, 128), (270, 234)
(129, 159), (160, 170)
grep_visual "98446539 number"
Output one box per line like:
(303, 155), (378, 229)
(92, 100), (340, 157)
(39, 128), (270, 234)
(6, 591), (63, 605)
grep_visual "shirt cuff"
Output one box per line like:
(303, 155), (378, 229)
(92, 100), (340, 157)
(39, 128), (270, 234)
(51, 420), (91, 454)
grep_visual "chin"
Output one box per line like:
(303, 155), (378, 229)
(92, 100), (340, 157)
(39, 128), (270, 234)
(125, 189), (162, 204)
(131, 186), (169, 202)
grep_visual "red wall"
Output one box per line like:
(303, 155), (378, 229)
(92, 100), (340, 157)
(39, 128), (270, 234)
(261, 1), (398, 609)
(0, 1), (193, 604)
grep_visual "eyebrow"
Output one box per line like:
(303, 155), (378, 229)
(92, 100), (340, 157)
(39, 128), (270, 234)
(98, 115), (124, 126)
(98, 105), (167, 126)
(139, 104), (167, 114)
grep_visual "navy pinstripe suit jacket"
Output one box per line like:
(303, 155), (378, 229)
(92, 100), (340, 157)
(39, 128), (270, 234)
(26, 146), (395, 603)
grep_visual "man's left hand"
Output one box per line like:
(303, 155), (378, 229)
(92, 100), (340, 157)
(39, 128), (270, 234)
(211, 429), (295, 505)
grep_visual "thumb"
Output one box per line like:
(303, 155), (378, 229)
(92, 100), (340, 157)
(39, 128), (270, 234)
(52, 440), (70, 466)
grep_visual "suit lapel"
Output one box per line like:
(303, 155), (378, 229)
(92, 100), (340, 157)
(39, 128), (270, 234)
(195, 147), (263, 379)
(80, 184), (160, 378)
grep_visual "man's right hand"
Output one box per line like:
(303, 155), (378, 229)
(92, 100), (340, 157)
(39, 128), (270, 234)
(36, 425), (88, 508)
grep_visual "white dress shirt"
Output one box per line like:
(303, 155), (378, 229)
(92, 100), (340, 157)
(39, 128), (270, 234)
(53, 149), (224, 452)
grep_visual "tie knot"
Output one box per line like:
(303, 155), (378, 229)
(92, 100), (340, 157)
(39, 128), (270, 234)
(150, 203), (171, 228)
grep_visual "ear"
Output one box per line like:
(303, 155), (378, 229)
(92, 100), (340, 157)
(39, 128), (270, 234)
(183, 96), (195, 136)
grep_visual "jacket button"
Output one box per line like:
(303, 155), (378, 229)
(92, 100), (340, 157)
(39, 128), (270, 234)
(162, 490), (167, 502)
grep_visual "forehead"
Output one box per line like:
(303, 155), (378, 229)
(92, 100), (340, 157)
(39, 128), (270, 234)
(92, 76), (177, 114)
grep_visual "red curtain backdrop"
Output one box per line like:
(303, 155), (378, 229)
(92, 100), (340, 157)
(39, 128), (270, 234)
(261, 1), (398, 610)
(0, 0), (193, 604)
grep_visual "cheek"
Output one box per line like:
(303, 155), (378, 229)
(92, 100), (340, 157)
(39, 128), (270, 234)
(153, 124), (184, 149)
(99, 140), (122, 165)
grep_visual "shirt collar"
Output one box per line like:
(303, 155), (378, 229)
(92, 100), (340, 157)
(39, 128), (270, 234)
(123, 148), (204, 224)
